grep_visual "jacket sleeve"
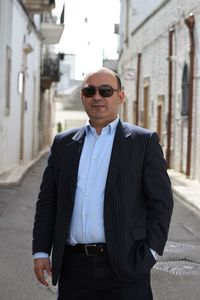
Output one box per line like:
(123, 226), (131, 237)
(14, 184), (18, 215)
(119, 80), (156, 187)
(32, 137), (58, 255)
(143, 131), (173, 255)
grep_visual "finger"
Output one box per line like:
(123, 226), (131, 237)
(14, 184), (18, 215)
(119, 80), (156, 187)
(34, 260), (51, 286)
(46, 264), (52, 276)
(34, 268), (49, 286)
(34, 265), (49, 286)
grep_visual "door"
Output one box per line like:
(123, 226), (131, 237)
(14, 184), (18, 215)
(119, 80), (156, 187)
(143, 86), (149, 128)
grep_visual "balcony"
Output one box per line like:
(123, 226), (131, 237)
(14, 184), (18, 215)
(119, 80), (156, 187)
(40, 5), (65, 44)
(22, 0), (55, 13)
(41, 54), (60, 89)
(41, 22), (64, 44)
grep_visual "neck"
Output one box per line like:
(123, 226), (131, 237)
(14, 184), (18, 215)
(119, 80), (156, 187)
(89, 122), (104, 135)
(89, 117), (117, 135)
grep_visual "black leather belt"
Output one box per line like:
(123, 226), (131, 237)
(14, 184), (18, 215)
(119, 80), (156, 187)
(66, 243), (106, 256)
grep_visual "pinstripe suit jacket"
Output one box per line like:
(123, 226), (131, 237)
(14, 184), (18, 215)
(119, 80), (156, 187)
(32, 120), (173, 286)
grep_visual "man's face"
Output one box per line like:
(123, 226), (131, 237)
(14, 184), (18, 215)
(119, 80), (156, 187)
(81, 71), (124, 128)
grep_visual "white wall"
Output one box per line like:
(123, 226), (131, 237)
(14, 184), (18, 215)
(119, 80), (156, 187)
(130, 0), (164, 31)
(0, 0), (41, 174)
(0, 0), (13, 171)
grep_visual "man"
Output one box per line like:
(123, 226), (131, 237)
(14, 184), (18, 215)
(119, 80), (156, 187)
(33, 67), (173, 299)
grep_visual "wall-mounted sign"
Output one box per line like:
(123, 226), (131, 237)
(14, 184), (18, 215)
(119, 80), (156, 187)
(124, 68), (135, 80)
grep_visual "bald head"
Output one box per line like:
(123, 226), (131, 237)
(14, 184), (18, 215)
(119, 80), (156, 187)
(83, 68), (122, 90)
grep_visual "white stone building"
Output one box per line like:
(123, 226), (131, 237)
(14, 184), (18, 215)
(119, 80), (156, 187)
(0, 0), (64, 177)
(118, 0), (200, 182)
(0, 0), (42, 176)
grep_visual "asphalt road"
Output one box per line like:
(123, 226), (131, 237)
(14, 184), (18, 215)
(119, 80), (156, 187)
(0, 155), (200, 299)
(0, 155), (55, 300)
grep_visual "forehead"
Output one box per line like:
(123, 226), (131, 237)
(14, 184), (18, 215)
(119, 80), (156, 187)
(84, 72), (117, 86)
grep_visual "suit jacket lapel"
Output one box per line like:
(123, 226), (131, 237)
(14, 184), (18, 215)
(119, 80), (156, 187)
(62, 122), (135, 199)
(105, 121), (135, 195)
(64, 127), (85, 197)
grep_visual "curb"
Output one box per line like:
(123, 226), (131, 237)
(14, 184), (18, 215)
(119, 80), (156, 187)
(172, 185), (200, 212)
(0, 149), (49, 187)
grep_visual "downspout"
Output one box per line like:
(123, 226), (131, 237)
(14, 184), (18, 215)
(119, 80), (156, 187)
(185, 14), (195, 177)
(166, 28), (174, 167)
(135, 52), (141, 125)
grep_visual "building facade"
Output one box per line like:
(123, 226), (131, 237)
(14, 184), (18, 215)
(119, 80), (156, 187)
(118, 0), (200, 182)
(0, 0), (42, 175)
(0, 0), (64, 176)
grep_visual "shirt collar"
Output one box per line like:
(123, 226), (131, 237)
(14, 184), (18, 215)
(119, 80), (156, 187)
(85, 116), (119, 136)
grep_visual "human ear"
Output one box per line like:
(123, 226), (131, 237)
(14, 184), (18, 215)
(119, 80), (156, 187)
(118, 91), (125, 104)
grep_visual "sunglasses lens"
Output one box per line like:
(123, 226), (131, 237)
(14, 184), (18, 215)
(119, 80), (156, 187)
(99, 86), (114, 97)
(82, 85), (115, 97)
(82, 86), (96, 97)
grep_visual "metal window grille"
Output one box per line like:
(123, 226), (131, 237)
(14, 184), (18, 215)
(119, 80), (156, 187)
(181, 62), (189, 116)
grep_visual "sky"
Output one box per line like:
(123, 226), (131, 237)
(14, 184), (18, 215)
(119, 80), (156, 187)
(56, 0), (120, 79)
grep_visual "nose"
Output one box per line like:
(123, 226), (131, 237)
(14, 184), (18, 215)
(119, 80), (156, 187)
(93, 87), (101, 99)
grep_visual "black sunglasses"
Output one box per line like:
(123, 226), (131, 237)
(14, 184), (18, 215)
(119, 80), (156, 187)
(82, 85), (120, 98)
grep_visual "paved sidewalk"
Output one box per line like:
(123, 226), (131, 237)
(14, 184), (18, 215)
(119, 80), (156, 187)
(0, 149), (48, 186)
(1, 155), (200, 212)
(168, 169), (200, 211)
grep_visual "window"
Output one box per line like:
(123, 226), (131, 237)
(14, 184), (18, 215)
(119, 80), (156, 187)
(181, 63), (189, 116)
(18, 72), (24, 95)
(157, 96), (165, 146)
(5, 46), (12, 115)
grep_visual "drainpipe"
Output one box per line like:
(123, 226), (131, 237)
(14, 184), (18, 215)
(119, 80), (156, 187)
(166, 27), (174, 168)
(135, 52), (141, 125)
(185, 14), (195, 178)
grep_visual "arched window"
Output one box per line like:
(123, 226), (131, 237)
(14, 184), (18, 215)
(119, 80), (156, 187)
(181, 62), (189, 116)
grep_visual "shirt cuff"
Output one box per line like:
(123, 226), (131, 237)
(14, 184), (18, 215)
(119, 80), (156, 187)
(150, 248), (158, 260)
(33, 252), (49, 259)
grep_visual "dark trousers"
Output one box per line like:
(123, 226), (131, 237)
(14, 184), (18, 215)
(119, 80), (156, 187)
(58, 246), (153, 300)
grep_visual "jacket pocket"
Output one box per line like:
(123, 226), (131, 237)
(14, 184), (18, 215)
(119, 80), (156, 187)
(130, 226), (147, 240)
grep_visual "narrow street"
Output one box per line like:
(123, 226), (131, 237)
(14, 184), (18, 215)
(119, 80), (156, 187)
(0, 155), (55, 300)
(0, 155), (200, 300)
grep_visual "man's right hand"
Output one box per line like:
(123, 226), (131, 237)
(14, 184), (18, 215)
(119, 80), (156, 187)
(33, 258), (52, 286)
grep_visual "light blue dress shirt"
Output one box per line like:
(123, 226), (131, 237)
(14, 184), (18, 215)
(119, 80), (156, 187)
(66, 117), (119, 245)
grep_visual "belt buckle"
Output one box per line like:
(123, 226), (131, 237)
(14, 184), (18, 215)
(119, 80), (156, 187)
(85, 244), (98, 256)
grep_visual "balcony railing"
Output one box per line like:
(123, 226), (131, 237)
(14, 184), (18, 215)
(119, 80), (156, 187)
(22, 0), (55, 13)
(41, 54), (60, 89)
